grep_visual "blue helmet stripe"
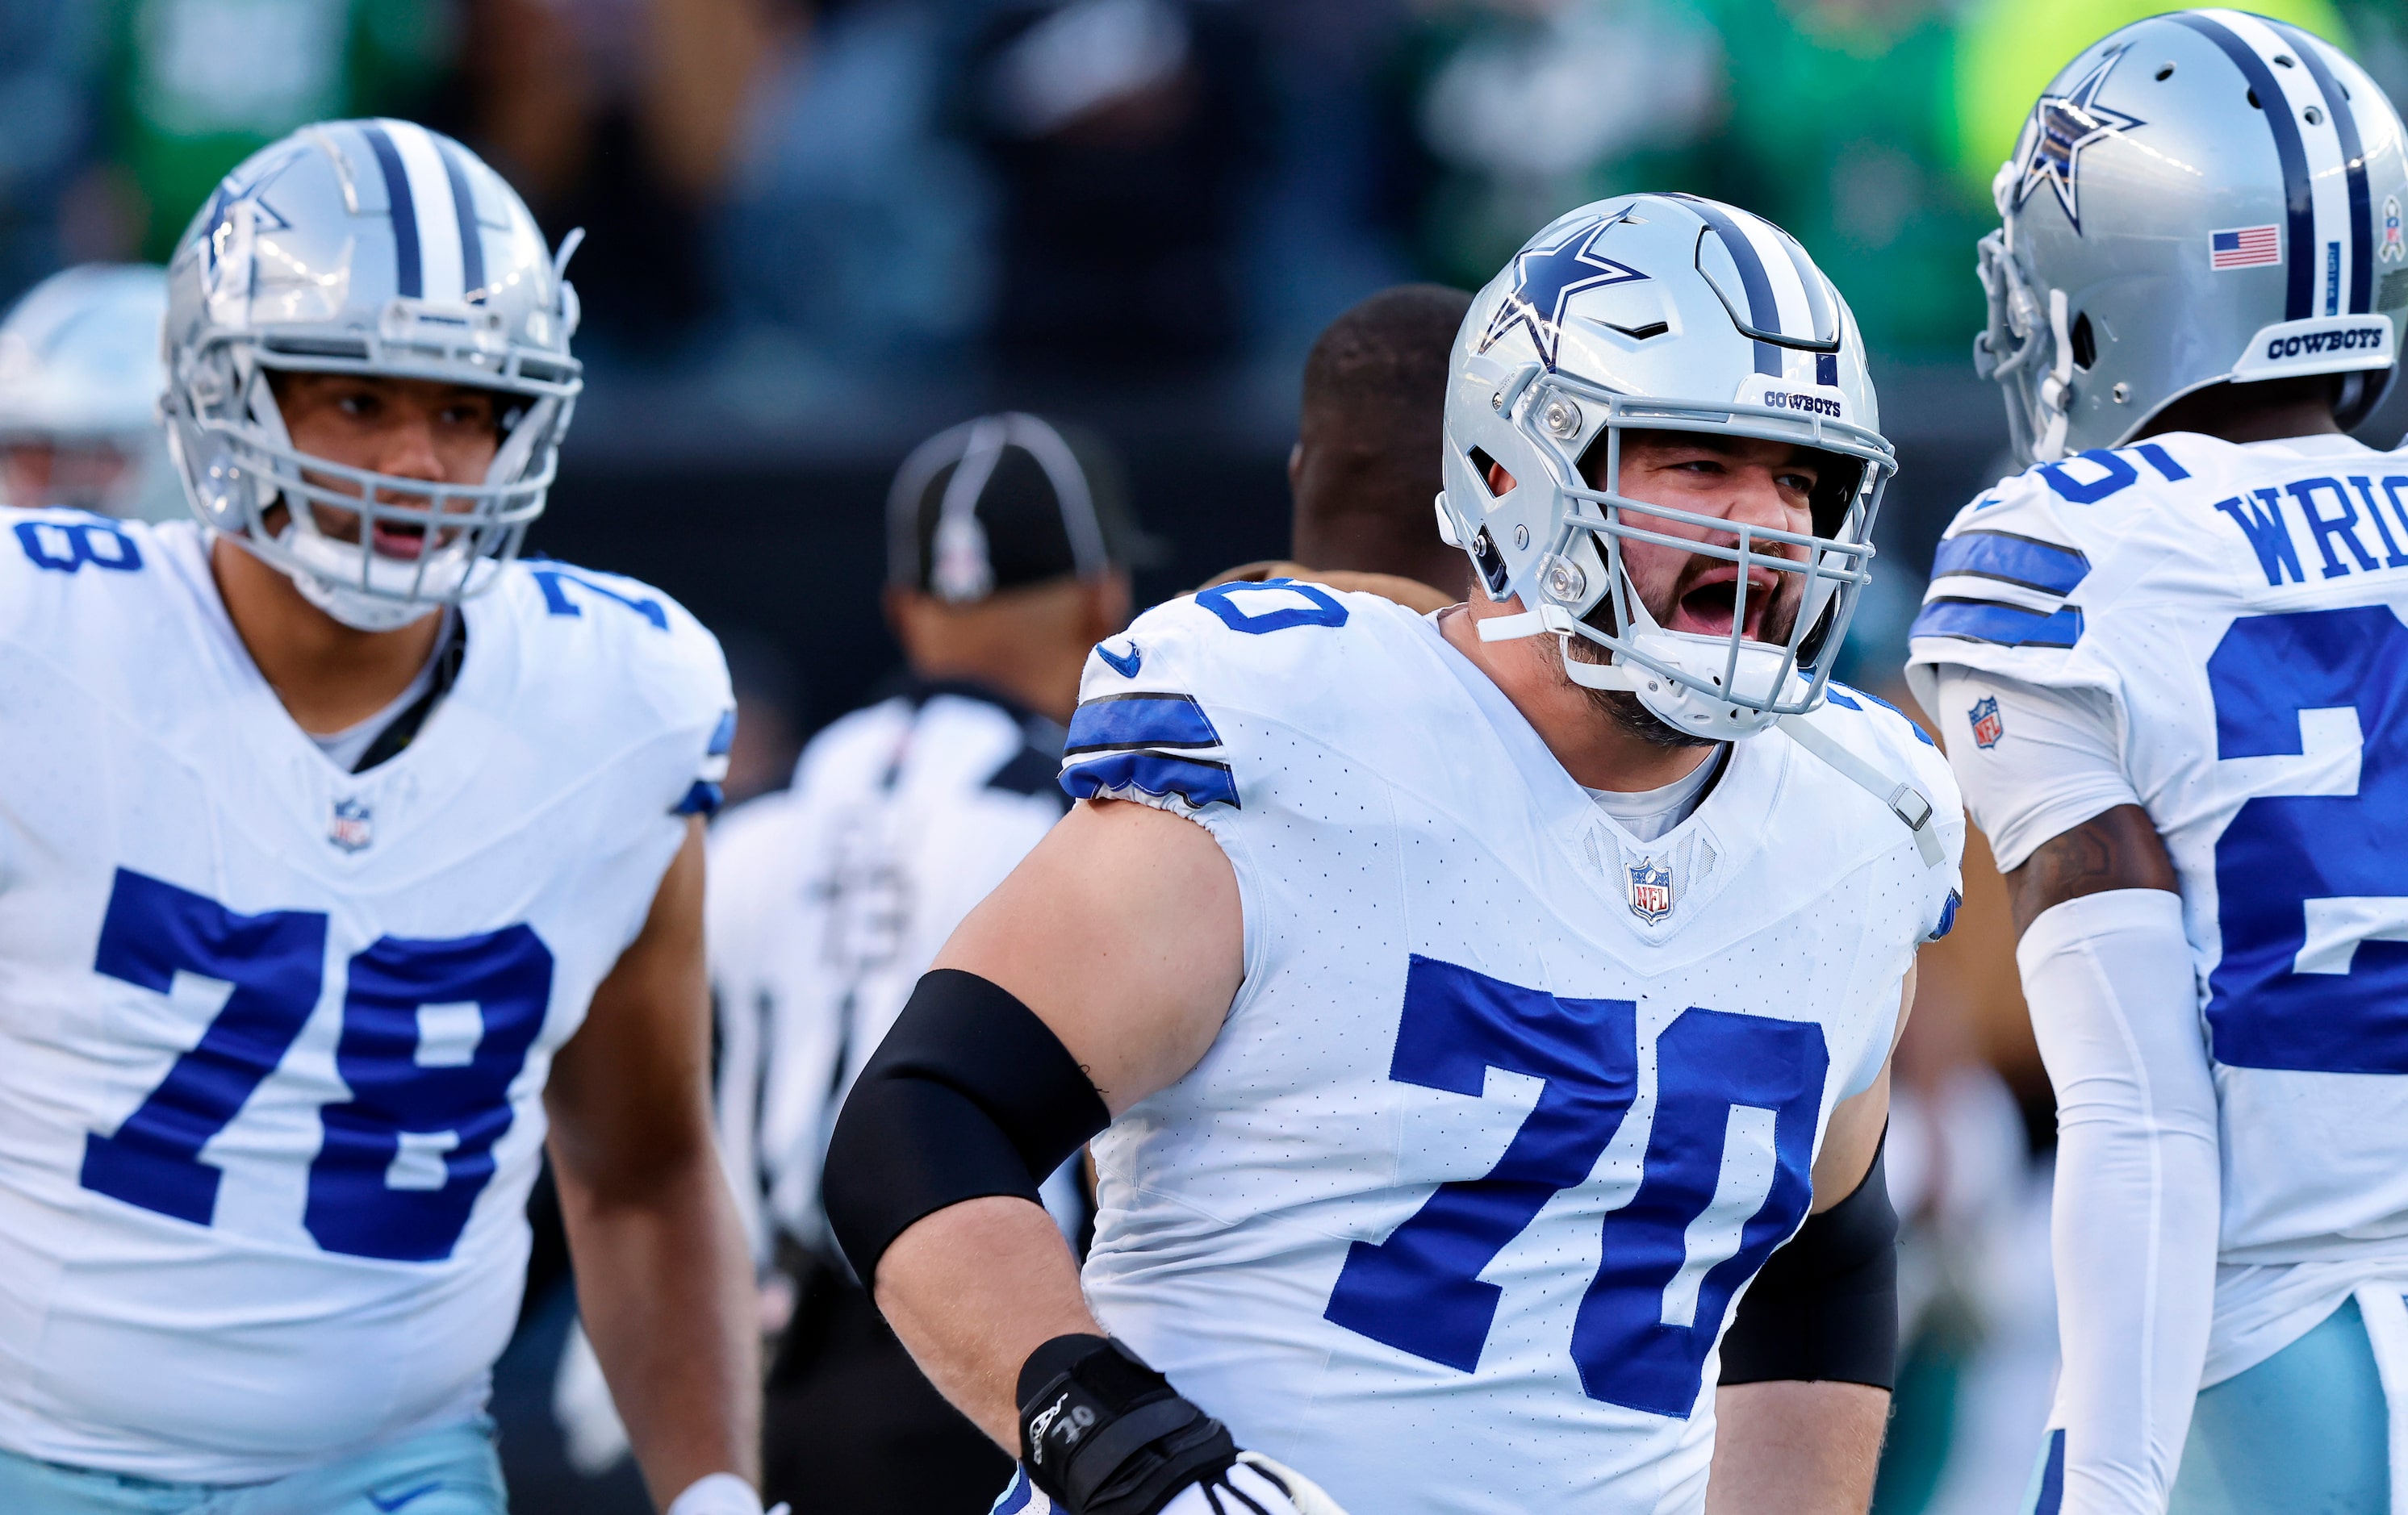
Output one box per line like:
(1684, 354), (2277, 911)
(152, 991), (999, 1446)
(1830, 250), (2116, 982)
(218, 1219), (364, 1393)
(1777, 227), (1837, 348)
(2173, 13), (2315, 321)
(2268, 22), (2372, 315)
(358, 122), (423, 300)
(436, 138), (487, 298)
(1666, 194), (1783, 375)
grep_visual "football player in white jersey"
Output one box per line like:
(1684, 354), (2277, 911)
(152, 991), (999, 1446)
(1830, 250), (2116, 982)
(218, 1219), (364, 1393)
(0, 121), (770, 1515)
(1903, 14), (2408, 1514)
(713, 411), (1136, 1510)
(823, 194), (1965, 1515)
(0, 264), (182, 520)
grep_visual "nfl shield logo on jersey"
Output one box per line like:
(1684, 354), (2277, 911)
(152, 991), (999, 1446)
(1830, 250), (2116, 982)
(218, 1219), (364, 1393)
(328, 796), (373, 853)
(1968, 695), (2005, 749)
(1627, 859), (1674, 924)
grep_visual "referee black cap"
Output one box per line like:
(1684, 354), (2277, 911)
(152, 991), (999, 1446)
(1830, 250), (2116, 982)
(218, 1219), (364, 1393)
(887, 412), (1152, 603)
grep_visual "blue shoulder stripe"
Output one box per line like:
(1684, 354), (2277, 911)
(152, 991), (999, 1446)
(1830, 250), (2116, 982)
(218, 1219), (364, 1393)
(1824, 682), (1937, 745)
(1066, 692), (1222, 754)
(1060, 752), (1240, 810)
(1929, 529), (2090, 596)
(1909, 598), (2084, 649)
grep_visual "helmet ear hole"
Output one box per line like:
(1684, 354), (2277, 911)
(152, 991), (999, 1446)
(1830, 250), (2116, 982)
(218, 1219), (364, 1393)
(2335, 368), (2392, 433)
(2071, 311), (2097, 371)
(1796, 589), (1843, 670)
(1808, 456), (1862, 539)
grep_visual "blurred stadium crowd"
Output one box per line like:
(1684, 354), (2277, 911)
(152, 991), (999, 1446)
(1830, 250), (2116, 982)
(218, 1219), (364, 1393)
(9, 0), (2402, 382)
(5, 2), (2408, 1513)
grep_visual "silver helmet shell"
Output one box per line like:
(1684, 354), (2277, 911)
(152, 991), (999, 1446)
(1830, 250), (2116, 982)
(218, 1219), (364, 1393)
(1438, 194), (1896, 740)
(1978, 9), (2408, 465)
(0, 264), (180, 519)
(161, 118), (582, 630)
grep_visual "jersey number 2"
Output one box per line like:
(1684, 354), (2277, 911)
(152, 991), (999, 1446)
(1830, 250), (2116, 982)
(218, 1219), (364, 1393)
(2206, 607), (2408, 1072)
(78, 868), (551, 1262)
(1322, 956), (1826, 1417)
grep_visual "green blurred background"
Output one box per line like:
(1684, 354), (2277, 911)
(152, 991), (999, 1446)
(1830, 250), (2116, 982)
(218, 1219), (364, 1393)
(2, 2), (2401, 1511)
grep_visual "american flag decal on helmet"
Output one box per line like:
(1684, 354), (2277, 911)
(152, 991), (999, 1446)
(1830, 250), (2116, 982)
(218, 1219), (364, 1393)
(2211, 225), (2282, 270)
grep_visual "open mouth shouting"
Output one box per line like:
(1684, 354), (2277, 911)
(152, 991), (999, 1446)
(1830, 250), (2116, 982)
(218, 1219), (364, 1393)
(1665, 561), (1796, 642)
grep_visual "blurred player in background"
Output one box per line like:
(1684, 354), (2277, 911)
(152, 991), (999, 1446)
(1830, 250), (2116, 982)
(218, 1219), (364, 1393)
(1210, 282), (1472, 610)
(712, 412), (1139, 1513)
(825, 194), (1965, 1515)
(0, 122), (769, 1515)
(1907, 14), (2408, 1512)
(0, 264), (181, 520)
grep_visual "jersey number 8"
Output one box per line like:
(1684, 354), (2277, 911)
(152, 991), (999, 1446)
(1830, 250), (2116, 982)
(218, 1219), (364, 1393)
(77, 868), (550, 1262)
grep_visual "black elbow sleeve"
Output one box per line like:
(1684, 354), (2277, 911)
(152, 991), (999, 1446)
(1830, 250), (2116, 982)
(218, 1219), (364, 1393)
(823, 969), (1110, 1288)
(1717, 1133), (1900, 1391)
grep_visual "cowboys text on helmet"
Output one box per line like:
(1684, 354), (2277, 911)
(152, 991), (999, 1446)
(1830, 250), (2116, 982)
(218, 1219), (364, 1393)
(1977, 10), (2408, 464)
(1437, 194), (1897, 741)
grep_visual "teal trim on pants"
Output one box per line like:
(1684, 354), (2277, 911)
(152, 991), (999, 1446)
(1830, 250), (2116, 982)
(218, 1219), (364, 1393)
(0, 1417), (505, 1515)
(2022, 1298), (2389, 1514)
(2170, 1297), (2388, 1515)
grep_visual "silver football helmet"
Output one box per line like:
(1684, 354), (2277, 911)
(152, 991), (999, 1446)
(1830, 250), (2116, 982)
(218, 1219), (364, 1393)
(1439, 194), (1896, 740)
(1978, 10), (2408, 465)
(161, 119), (582, 631)
(0, 264), (179, 520)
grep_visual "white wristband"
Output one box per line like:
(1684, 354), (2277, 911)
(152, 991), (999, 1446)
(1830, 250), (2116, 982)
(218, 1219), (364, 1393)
(666, 1472), (785, 1515)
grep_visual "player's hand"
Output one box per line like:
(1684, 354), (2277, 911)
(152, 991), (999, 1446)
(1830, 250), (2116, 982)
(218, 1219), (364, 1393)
(991, 1453), (1349, 1515)
(1010, 1336), (1353, 1515)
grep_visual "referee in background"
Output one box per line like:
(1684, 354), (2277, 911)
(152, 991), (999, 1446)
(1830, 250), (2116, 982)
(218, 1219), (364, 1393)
(710, 412), (1145, 1513)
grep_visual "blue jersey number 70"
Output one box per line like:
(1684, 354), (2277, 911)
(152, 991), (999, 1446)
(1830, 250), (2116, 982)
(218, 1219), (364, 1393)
(1323, 956), (1828, 1416)
(77, 868), (551, 1262)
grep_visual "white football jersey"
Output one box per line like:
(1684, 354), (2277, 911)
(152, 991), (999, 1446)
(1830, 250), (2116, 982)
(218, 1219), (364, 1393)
(1905, 433), (2408, 1375)
(709, 682), (1071, 1262)
(1060, 581), (1961, 1515)
(0, 511), (732, 1480)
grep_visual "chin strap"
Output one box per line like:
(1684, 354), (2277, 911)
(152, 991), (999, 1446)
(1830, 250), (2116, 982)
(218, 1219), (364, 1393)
(2033, 287), (2076, 462)
(1775, 713), (1946, 868)
(1557, 640), (1638, 691)
(1474, 607), (1643, 691)
(1476, 603), (1574, 641)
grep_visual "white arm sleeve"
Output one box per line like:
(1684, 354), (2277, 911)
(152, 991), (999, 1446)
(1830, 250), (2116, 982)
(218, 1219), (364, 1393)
(2020, 889), (2219, 1515)
(1925, 665), (2138, 872)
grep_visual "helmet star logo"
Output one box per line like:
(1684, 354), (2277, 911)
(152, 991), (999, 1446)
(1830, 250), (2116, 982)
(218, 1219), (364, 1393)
(199, 145), (302, 272)
(1479, 215), (1647, 371)
(2016, 48), (2145, 234)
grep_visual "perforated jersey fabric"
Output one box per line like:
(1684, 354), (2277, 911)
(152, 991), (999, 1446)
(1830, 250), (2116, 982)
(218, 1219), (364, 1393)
(1907, 430), (2408, 1382)
(1059, 582), (1959, 1513)
(0, 511), (730, 1480)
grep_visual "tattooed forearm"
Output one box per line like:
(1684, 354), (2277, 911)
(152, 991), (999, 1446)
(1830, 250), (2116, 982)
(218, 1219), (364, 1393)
(2005, 804), (2180, 936)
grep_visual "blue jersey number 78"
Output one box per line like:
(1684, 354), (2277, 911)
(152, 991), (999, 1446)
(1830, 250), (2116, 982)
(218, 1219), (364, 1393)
(78, 868), (550, 1262)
